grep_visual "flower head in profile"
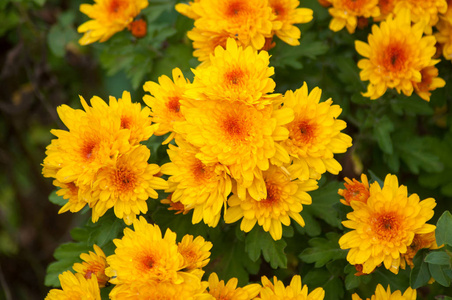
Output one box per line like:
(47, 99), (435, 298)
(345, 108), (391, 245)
(435, 18), (452, 61)
(78, 0), (149, 45)
(187, 39), (278, 109)
(178, 235), (213, 272)
(339, 174), (437, 274)
(105, 217), (186, 286)
(356, 9), (440, 100)
(401, 232), (440, 268)
(187, 28), (237, 63)
(268, 0), (313, 45)
(189, 0), (276, 50)
(328, 0), (380, 33)
(91, 145), (167, 225)
(161, 138), (232, 227)
(225, 165), (318, 240)
(393, 0), (447, 34)
(143, 68), (191, 144)
(280, 82), (352, 181)
(53, 180), (87, 214)
(352, 284), (416, 300)
(338, 174), (370, 206)
(161, 193), (193, 215)
(255, 275), (325, 300)
(73, 245), (109, 288)
(175, 100), (292, 200)
(205, 272), (261, 300)
(45, 271), (101, 300)
(412, 66), (446, 101)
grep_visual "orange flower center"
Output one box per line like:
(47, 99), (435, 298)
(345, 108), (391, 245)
(115, 167), (136, 192)
(191, 159), (212, 182)
(290, 119), (317, 145)
(343, 0), (367, 11)
(226, 1), (248, 17)
(120, 116), (132, 129)
(382, 42), (408, 72)
(270, 1), (287, 18)
(108, 0), (128, 14)
(81, 140), (98, 161)
(141, 255), (156, 270)
(221, 114), (249, 142)
(372, 212), (402, 241)
(225, 68), (245, 86)
(261, 182), (281, 206)
(166, 96), (181, 113)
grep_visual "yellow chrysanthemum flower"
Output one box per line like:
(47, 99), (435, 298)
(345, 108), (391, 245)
(53, 180), (87, 214)
(77, 0), (148, 45)
(109, 277), (212, 300)
(175, 0), (202, 20)
(401, 231), (441, 268)
(268, 0), (313, 45)
(178, 235), (213, 272)
(355, 9), (440, 100)
(205, 272), (261, 300)
(255, 275), (325, 300)
(412, 66), (446, 101)
(352, 284), (416, 300)
(45, 271), (101, 300)
(376, 0), (397, 21)
(224, 165), (318, 240)
(105, 217), (187, 286)
(161, 137), (232, 227)
(143, 68), (191, 144)
(190, 0), (276, 50)
(109, 91), (155, 146)
(328, 0), (380, 34)
(72, 245), (109, 288)
(339, 174), (437, 274)
(435, 18), (452, 60)
(338, 174), (370, 206)
(187, 28), (238, 63)
(91, 145), (167, 225)
(186, 38), (278, 109)
(280, 83), (352, 181)
(393, 0), (447, 34)
(175, 100), (292, 200)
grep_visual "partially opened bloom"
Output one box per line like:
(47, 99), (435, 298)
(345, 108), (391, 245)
(352, 284), (416, 300)
(78, 0), (149, 45)
(412, 66), (446, 101)
(53, 180), (87, 214)
(328, 0), (380, 33)
(435, 18), (452, 60)
(91, 145), (167, 225)
(280, 83), (352, 181)
(224, 165), (318, 240)
(187, 28), (236, 63)
(268, 0), (313, 45)
(401, 231), (440, 268)
(205, 272), (261, 300)
(73, 245), (109, 288)
(376, 0), (397, 20)
(143, 68), (191, 144)
(255, 275), (325, 300)
(339, 174), (437, 274)
(45, 271), (101, 300)
(338, 174), (370, 206)
(356, 10), (440, 99)
(178, 235), (213, 272)
(186, 38), (278, 109)
(161, 138), (232, 227)
(393, 0), (447, 34)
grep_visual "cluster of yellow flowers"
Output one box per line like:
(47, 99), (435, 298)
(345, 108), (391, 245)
(42, 91), (167, 225)
(45, 217), (326, 300)
(323, 0), (450, 101)
(176, 0), (314, 62)
(352, 284), (416, 300)
(338, 174), (439, 275)
(145, 38), (352, 240)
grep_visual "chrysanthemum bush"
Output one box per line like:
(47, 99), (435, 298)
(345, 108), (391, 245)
(41, 0), (452, 299)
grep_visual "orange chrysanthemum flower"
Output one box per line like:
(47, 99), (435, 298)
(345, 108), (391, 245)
(356, 9), (440, 99)
(339, 174), (437, 274)
(352, 284), (416, 300)
(268, 0), (313, 46)
(328, 0), (380, 34)
(127, 18), (147, 38)
(401, 232), (440, 268)
(205, 272), (261, 300)
(338, 174), (370, 206)
(175, 99), (292, 201)
(161, 193), (192, 215)
(186, 39), (278, 109)
(45, 271), (101, 300)
(189, 0), (276, 50)
(72, 245), (110, 288)
(255, 275), (325, 300)
(224, 165), (318, 240)
(280, 83), (352, 181)
(91, 145), (167, 225)
(161, 138), (232, 227)
(143, 68), (191, 144)
(393, 0), (447, 34)
(412, 66), (446, 101)
(78, 0), (148, 45)
(376, 0), (397, 20)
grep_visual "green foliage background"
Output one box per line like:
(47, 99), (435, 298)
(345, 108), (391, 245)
(0, 0), (451, 299)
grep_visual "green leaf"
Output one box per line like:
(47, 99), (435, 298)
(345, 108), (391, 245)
(303, 269), (344, 300)
(304, 181), (343, 228)
(48, 190), (66, 206)
(429, 263), (451, 287)
(373, 115), (394, 154)
(436, 211), (452, 247)
(47, 11), (78, 57)
(299, 232), (346, 267)
(245, 226), (287, 269)
(344, 264), (372, 290)
(425, 251), (451, 266)
(410, 250), (431, 289)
